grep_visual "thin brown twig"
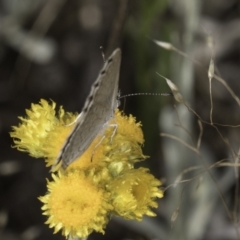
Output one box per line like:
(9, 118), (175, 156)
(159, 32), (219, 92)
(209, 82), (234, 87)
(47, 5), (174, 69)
(160, 133), (200, 154)
(174, 105), (195, 146)
(154, 40), (240, 107)
(196, 120), (203, 150)
(233, 148), (240, 238)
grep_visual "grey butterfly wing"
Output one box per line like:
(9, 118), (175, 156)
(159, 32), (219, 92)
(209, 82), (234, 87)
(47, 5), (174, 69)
(53, 48), (121, 170)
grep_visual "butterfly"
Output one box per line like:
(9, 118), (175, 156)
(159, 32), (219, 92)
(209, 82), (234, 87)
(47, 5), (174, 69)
(52, 48), (121, 170)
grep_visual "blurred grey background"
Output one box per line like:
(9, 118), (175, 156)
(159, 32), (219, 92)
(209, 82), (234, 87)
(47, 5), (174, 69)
(1, 0), (240, 239)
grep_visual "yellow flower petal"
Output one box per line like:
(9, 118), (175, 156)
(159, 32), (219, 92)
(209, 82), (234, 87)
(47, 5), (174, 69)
(39, 170), (112, 238)
(11, 99), (165, 239)
(10, 99), (57, 157)
(67, 110), (147, 177)
(107, 168), (163, 221)
(10, 99), (77, 167)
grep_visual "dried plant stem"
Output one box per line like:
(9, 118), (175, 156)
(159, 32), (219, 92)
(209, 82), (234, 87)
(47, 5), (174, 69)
(154, 40), (240, 108)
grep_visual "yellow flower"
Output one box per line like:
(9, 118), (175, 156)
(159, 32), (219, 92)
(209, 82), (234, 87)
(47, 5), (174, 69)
(112, 110), (144, 144)
(9, 99), (79, 168)
(67, 109), (147, 177)
(39, 170), (112, 238)
(10, 99), (164, 239)
(10, 99), (77, 161)
(10, 99), (56, 157)
(107, 168), (163, 220)
(10, 100), (146, 172)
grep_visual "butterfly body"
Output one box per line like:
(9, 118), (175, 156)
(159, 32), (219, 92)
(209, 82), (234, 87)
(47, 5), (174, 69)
(53, 48), (121, 170)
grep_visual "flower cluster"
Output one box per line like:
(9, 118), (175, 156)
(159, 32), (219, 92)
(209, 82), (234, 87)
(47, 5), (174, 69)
(10, 99), (163, 239)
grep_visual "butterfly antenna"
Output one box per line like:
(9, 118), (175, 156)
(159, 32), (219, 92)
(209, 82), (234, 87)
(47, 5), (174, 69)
(123, 96), (127, 111)
(120, 92), (173, 99)
(100, 46), (106, 63)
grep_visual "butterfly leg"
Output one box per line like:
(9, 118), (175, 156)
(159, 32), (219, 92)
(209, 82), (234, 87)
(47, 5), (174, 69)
(109, 124), (118, 143)
(91, 135), (106, 161)
(65, 112), (83, 127)
(90, 121), (118, 161)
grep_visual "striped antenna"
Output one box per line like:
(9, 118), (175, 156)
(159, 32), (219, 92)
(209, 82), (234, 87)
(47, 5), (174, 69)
(120, 92), (173, 99)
